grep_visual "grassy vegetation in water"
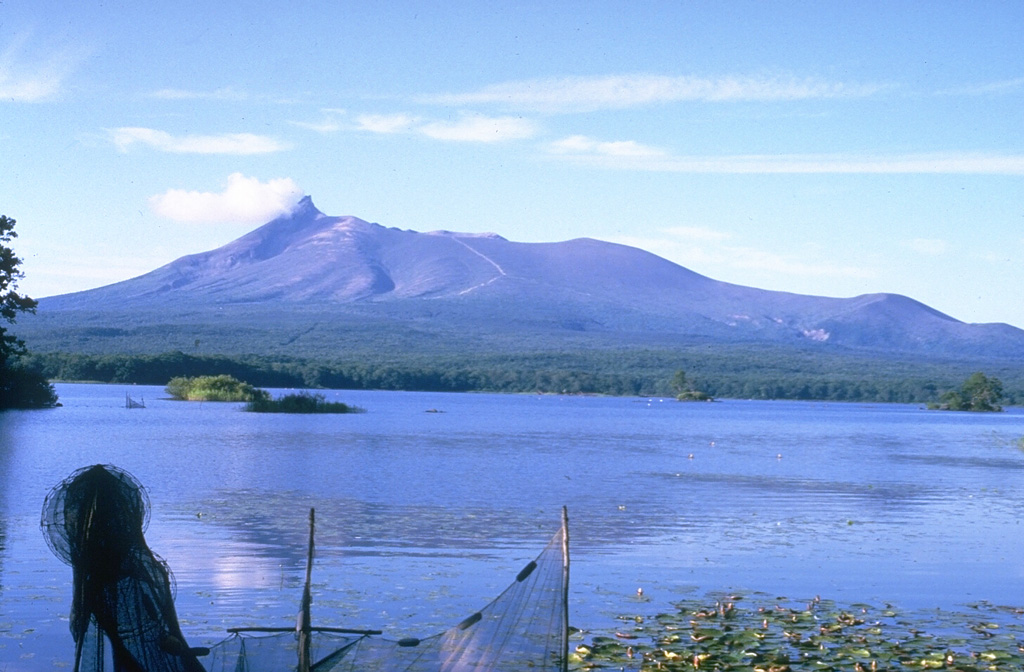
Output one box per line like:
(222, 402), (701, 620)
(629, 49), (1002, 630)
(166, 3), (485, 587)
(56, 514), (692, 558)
(571, 593), (1024, 671)
(165, 374), (269, 402)
(245, 391), (364, 414)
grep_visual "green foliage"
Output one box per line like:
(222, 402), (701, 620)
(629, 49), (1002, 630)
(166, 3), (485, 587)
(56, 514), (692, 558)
(165, 374), (270, 402)
(671, 368), (713, 401)
(22, 347), (1024, 404)
(676, 389), (713, 402)
(670, 369), (688, 394)
(0, 361), (59, 409)
(0, 213), (57, 409)
(0, 215), (37, 360)
(928, 371), (1004, 412)
(961, 371), (1003, 411)
(245, 391), (364, 414)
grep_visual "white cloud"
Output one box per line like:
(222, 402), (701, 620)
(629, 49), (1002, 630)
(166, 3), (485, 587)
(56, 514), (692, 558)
(0, 34), (85, 102)
(905, 238), (948, 256)
(661, 226), (733, 243)
(110, 127), (291, 154)
(356, 113), (420, 134)
(149, 173), (305, 224)
(611, 229), (876, 281)
(149, 87), (302, 105)
(722, 246), (875, 279)
(419, 114), (537, 142)
(353, 112), (538, 143)
(422, 73), (888, 113)
(148, 86), (250, 101)
(549, 134), (667, 158)
(291, 108), (348, 133)
(937, 77), (1024, 96)
(547, 137), (1024, 174)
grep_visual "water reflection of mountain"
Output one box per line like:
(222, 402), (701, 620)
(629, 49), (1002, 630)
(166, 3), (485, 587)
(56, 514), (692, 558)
(889, 453), (1024, 471)
(657, 471), (945, 516)
(171, 491), (676, 566)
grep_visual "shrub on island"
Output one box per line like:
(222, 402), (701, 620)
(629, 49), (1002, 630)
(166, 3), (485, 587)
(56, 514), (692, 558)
(245, 391), (364, 414)
(927, 372), (1003, 412)
(165, 375), (269, 402)
(671, 369), (713, 402)
(676, 389), (714, 402)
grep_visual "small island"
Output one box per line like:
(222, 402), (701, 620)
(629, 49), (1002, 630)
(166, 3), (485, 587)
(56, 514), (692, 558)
(165, 375), (363, 413)
(672, 369), (714, 402)
(928, 372), (1004, 412)
(245, 392), (364, 414)
(165, 375), (269, 402)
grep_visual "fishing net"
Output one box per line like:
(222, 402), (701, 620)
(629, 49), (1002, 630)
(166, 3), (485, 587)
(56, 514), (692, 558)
(41, 464), (207, 672)
(203, 520), (569, 672)
(199, 520), (569, 672)
(43, 465), (569, 672)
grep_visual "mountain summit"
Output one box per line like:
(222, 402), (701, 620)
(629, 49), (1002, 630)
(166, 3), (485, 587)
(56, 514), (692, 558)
(34, 197), (1024, 359)
(49, 196), (712, 306)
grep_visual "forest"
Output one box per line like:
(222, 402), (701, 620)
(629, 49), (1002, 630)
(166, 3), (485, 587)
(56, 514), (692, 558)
(22, 346), (1024, 405)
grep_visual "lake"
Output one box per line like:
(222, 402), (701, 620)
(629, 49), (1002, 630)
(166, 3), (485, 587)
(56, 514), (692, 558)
(2, 384), (1024, 669)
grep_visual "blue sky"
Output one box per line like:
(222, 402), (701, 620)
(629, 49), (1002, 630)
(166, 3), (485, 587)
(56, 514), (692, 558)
(2, 1), (1023, 328)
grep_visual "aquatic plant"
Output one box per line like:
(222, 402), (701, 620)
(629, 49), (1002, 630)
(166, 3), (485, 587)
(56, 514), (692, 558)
(165, 374), (269, 402)
(245, 391), (364, 414)
(570, 594), (1024, 671)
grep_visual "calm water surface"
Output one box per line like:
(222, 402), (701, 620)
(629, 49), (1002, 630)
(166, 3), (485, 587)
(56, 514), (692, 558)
(2, 384), (1024, 669)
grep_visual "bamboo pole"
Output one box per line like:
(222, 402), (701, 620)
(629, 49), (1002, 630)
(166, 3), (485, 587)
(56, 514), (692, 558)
(560, 506), (570, 672)
(298, 508), (315, 672)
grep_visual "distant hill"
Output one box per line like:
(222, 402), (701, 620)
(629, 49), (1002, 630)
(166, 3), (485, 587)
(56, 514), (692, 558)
(21, 196), (1024, 362)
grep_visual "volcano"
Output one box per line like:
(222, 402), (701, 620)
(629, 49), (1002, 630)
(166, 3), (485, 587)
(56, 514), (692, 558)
(28, 196), (1024, 360)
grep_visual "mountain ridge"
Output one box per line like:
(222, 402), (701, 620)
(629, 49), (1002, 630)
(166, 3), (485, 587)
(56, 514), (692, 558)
(28, 196), (1024, 360)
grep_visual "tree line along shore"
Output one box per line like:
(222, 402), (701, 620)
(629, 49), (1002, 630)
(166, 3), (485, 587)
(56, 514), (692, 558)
(19, 349), (1023, 406)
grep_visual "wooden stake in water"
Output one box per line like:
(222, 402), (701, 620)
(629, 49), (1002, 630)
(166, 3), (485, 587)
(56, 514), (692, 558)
(298, 508), (315, 672)
(561, 505), (570, 672)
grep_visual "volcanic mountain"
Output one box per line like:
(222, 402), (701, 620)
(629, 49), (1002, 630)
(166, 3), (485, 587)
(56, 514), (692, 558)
(28, 196), (1024, 359)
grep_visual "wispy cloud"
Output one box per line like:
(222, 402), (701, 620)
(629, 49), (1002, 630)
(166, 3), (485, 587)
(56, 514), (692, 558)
(148, 86), (303, 105)
(612, 229), (875, 281)
(355, 113), (420, 134)
(291, 109), (538, 143)
(346, 112), (538, 143)
(547, 136), (1024, 174)
(418, 114), (537, 142)
(0, 34), (86, 102)
(110, 127), (292, 154)
(422, 73), (888, 113)
(722, 247), (876, 279)
(290, 108), (348, 133)
(148, 86), (250, 101)
(549, 135), (667, 159)
(937, 77), (1024, 97)
(904, 238), (948, 256)
(661, 225), (734, 243)
(149, 173), (304, 224)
